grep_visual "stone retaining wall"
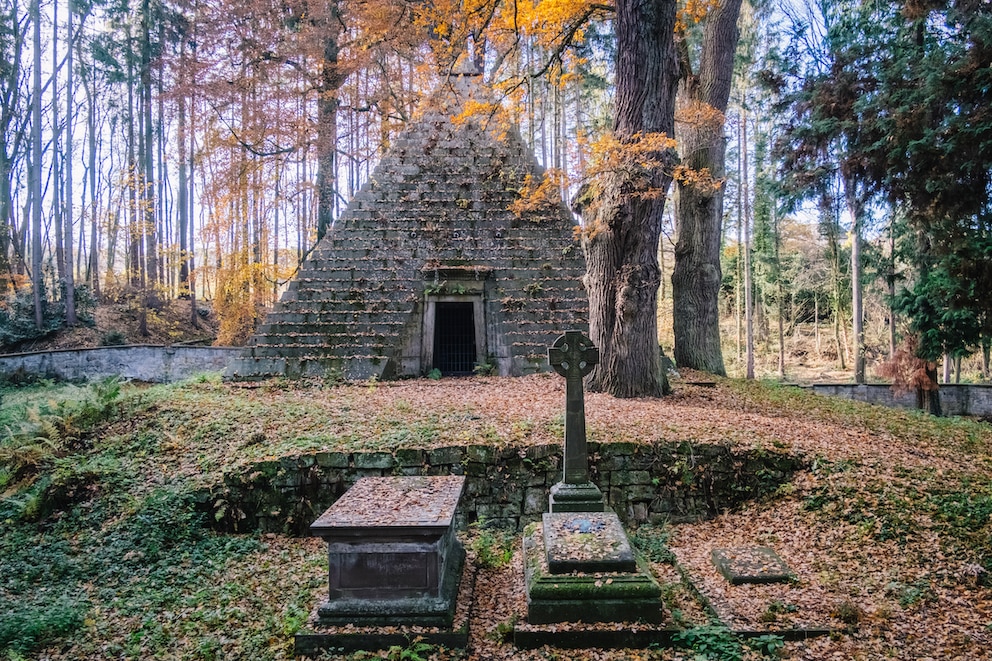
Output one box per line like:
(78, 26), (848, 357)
(809, 383), (992, 417)
(201, 441), (802, 535)
(0, 346), (239, 383)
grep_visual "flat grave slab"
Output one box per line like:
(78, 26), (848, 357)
(711, 546), (794, 585)
(543, 511), (636, 574)
(308, 475), (466, 627)
(310, 475), (464, 533)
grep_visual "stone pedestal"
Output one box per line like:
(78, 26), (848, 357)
(309, 476), (466, 627)
(524, 512), (663, 625)
(548, 481), (605, 513)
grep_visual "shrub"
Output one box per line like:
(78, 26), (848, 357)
(0, 593), (87, 654)
(0, 283), (94, 349)
(468, 520), (515, 569)
(672, 625), (743, 661)
(100, 330), (128, 346)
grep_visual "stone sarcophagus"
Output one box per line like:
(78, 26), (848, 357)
(310, 476), (466, 627)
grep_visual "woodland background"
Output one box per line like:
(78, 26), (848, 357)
(1, 0), (990, 389)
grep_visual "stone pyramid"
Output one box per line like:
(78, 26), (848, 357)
(225, 70), (588, 381)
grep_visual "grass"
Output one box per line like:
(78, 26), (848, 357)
(1, 373), (991, 658)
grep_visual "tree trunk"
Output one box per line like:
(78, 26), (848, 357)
(0, 0), (22, 292)
(84, 50), (99, 298)
(774, 203), (784, 379)
(177, 57), (189, 299)
(888, 218), (896, 358)
(917, 364), (942, 416)
(187, 24), (198, 326)
(845, 175), (864, 383)
(31, 0), (43, 328)
(735, 115), (743, 363)
(53, 0), (66, 292)
(814, 293), (820, 355)
(671, 0), (742, 377)
(125, 25), (139, 288)
(64, 0), (77, 326)
(578, 0), (678, 398)
(141, 0), (157, 286)
(315, 1), (342, 243)
(742, 111), (754, 379)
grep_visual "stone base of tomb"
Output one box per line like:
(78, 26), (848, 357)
(315, 542), (465, 627)
(295, 556), (474, 657)
(523, 512), (663, 625)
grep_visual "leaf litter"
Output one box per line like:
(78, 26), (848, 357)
(10, 373), (992, 659)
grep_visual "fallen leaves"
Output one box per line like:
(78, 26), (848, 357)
(9, 372), (992, 660)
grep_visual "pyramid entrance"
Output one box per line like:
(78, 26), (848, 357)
(430, 300), (480, 375)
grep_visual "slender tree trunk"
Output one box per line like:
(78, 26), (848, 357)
(188, 21), (198, 325)
(156, 21), (166, 290)
(742, 111), (754, 379)
(31, 0), (43, 328)
(53, 0), (66, 291)
(126, 26), (139, 288)
(671, 0), (742, 376)
(735, 115), (743, 363)
(141, 0), (156, 286)
(63, 0), (77, 325)
(814, 293), (821, 355)
(315, 1), (342, 242)
(188, 108), (198, 326)
(845, 178), (864, 383)
(84, 52), (99, 298)
(888, 218), (897, 358)
(0, 0), (21, 291)
(177, 63), (189, 297)
(826, 215), (846, 369)
(774, 202), (784, 378)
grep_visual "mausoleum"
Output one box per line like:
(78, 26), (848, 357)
(226, 67), (588, 381)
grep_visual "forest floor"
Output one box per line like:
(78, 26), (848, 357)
(0, 298), (220, 355)
(1, 374), (991, 660)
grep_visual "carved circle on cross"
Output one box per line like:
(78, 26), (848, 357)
(548, 331), (599, 379)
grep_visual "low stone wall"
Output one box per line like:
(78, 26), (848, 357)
(809, 383), (992, 417)
(0, 346), (240, 383)
(200, 441), (802, 535)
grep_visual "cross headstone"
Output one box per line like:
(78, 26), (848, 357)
(547, 330), (605, 512)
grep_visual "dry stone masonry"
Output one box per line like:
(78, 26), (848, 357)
(202, 441), (801, 535)
(226, 67), (587, 381)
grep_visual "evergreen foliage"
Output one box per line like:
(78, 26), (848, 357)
(0, 284), (94, 349)
(770, 0), (992, 382)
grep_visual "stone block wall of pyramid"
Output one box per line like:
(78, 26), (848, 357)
(225, 75), (588, 381)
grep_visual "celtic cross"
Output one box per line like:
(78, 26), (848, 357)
(547, 331), (604, 511)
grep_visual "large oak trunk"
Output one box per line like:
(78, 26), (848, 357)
(580, 0), (679, 398)
(671, 0), (742, 377)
